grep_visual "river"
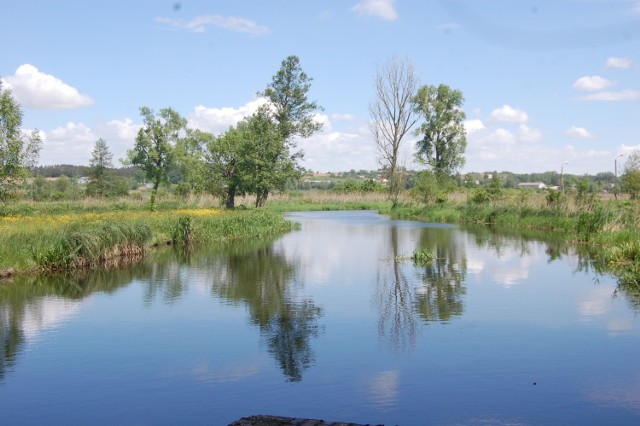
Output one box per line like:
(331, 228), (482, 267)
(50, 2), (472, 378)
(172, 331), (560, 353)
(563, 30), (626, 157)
(1, 210), (639, 425)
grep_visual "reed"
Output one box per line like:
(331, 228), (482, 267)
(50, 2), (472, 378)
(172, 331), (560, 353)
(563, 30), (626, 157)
(0, 208), (294, 274)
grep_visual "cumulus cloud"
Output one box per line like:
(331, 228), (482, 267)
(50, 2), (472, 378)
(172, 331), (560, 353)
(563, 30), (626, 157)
(464, 119), (484, 135)
(518, 124), (542, 143)
(566, 126), (594, 138)
(2, 64), (93, 109)
(605, 57), (633, 69)
(185, 97), (376, 172)
(38, 118), (140, 166)
(155, 15), (270, 35)
(573, 75), (616, 91)
(352, 0), (398, 21)
(580, 90), (640, 101)
(331, 113), (356, 121)
(488, 105), (528, 123)
(187, 98), (268, 134)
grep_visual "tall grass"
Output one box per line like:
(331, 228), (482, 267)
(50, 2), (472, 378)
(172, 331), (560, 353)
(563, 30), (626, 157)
(0, 208), (295, 274)
(30, 221), (152, 270)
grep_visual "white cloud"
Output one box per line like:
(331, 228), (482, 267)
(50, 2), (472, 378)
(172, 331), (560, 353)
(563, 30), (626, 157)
(331, 113), (356, 121)
(605, 56), (633, 69)
(155, 15), (270, 35)
(518, 124), (542, 143)
(352, 0), (398, 21)
(573, 75), (616, 91)
(42, 122), (96, 164)
(488, 105), (528, 123)
(581, 90), (640, 101)
(298, 124), (378, 172)
(2, 64), (93, 109)
(187, 98), (268, 134)
(633, 1), (640, 14)
(566, 126), (594, 138)
(38, 118), (140, 166)
(464, 119), (484, 135)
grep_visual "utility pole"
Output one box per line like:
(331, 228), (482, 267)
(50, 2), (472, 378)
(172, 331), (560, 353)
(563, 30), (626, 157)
(614, 154), (624, 199)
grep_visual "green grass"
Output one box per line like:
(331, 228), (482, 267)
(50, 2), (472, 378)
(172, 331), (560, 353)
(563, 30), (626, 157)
(0, 208), (295, 275)
(2, 190), (639, 287)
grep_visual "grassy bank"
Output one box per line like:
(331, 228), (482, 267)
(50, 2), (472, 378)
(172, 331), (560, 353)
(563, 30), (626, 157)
(0, 208), (295, 276)
(2, 189), (639, 292)
(378, 191), (640, 290)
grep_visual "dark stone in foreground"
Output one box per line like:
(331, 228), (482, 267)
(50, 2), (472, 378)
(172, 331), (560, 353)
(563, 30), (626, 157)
(228, 415), (384, 426)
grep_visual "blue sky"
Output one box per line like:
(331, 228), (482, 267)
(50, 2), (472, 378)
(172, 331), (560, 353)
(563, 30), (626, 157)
(2, 0), (639, 175)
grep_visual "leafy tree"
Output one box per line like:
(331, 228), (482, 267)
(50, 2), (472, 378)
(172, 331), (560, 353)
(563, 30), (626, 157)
(204, 126), (246, 208)
(0, 82), (41, 201)
(369, 56), (419, 205)
(258, 55), (323, 206)
(242, 105), (300, 208)
(621, 149), (640, 199)
(411, 170), (452, 203)
(172, 128), (208, 195)
(86, 138), (113, 197)
(413, 84), (467, 176)
(126, 106), (186, 210)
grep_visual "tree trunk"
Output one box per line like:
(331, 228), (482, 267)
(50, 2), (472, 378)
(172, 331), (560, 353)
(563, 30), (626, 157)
(255, 188), (269, 208)
(150, 179), (160, 211)
(226, 185), (236, 209)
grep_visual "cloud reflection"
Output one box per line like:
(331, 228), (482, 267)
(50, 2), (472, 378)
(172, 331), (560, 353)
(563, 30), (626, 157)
(364, 370), (400, 409)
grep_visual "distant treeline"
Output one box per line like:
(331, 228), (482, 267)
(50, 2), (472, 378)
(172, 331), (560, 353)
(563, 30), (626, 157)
(32, 165), (141, 179)
(31, 164), (619, 194)
(315, 169), (618, 192)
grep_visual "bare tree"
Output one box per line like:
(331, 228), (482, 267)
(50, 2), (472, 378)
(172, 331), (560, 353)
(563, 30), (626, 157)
(370, 56), (419, 205)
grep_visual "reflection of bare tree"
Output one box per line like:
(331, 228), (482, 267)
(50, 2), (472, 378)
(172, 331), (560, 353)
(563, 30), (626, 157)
(414, 228), (467, 322)
(210, 245), (322, 382)
(375, 226), (416, 351)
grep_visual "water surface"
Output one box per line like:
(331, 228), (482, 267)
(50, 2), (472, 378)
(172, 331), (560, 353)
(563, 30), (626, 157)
(1, 211), (639, 425)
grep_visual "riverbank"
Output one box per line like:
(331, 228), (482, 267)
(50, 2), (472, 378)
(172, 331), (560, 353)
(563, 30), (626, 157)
(377, 194), (640, 293)
(0, 207), (295, 277)
(1, 191), (638, 294)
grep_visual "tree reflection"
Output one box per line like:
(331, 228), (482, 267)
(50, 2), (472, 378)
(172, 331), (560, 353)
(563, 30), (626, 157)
(414, 228), (467, 322)
(210, 244), (322, 382)
(375, 226), (417, 351)
(0, 266), (141, 381)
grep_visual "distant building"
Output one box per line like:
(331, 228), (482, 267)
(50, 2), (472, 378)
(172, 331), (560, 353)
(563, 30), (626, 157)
(518, 182), (546, 190)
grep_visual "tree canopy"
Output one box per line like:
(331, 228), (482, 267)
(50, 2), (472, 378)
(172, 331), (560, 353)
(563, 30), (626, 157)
(126, 106), (186, 210)
(0, 82), (41, 201)
(413, 84), (467, 176)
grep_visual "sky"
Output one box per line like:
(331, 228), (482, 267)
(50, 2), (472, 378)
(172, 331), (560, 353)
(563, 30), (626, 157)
(1, 0), (639, 175)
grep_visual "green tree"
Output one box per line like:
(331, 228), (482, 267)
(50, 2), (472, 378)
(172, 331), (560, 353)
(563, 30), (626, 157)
(204, 126), (245, 208)
(413, 84), (467, 176)
(242, 105), (301, 208)
(86, 138), (113, 197)
(258, 55), (323, 206)
(172, 128), (208, 195)
(0, 82), (41, 201)
(369, 56), (419, 206)
(126, 107), (186, 210)
(621, 149), (640, 199)
(411, 170), (452, 203)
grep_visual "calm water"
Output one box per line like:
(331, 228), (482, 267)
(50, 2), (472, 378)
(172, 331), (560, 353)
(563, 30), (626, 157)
(1, 211), (639, 425)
